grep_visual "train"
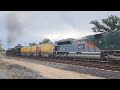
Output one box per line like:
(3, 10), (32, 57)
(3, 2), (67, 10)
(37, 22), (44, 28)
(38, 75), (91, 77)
(6, 31), (120, 62)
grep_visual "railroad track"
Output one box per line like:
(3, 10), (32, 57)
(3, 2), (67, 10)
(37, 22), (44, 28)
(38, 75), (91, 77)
(5, 56), (120, 72)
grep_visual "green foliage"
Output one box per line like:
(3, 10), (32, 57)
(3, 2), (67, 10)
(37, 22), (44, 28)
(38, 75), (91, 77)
(29, 39), (53, 46)
(90, 15), (120, 33)
(29, 42), (37, 46)
(0, 47), (4, 52)
(0, 63), (6, 69)
(0, 45), (1, 52)
(17, 44), (21, 46)
(39, 38), (53, 44)
(0, 44), (3, 52)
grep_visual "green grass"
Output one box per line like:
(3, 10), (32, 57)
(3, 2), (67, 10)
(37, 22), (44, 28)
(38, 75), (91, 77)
(0, 62), (7, 69)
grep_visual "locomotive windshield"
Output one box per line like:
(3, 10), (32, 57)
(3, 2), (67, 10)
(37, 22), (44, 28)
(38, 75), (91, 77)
(57, 41), (71, 45)
(94, 34), (102, 39)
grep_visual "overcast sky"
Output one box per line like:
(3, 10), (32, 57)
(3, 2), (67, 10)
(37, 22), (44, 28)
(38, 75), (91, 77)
(0, 11), (120, 49)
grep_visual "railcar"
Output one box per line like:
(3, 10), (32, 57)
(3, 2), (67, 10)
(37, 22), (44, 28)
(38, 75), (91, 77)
(20, 43), (55, 58)
(54, 31), (120, 61)
(6, 31), (120, 62)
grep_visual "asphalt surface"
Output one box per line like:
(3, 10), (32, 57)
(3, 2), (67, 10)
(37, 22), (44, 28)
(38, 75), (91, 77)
(0, 69), (10, 79)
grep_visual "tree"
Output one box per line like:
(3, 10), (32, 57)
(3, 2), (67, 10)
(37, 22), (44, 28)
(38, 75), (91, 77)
(0, 43), (2, 52)
(39, 38), (53, 44)
(90, 15), (120, 33)
(0, 48), (2, 52)
(17, 44), (21, 46)
(0, 43), (4, 52)
(39, 42), (42, 44)
(29, 42), (37, 46)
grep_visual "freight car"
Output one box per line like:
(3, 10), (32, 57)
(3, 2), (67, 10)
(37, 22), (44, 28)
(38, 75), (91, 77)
(5, 31), (120, 63)
(20, 43), (55, 58)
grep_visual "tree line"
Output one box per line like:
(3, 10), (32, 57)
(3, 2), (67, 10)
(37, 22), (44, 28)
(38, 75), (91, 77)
(29, 38), (53, 46)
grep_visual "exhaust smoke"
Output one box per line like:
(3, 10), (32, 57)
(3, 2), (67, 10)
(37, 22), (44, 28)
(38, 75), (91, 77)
(5, 12), (23, 48)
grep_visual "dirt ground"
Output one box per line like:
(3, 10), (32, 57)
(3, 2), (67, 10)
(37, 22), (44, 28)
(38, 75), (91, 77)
(0, 55), (104, 79)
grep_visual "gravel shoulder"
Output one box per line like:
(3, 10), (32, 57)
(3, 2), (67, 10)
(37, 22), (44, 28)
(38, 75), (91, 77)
(7, 64), (47, 79)
(1, 55), (104, 79)
(0, 55), (47, 79)
(0, 61), (11, 79)
(1, 55), (120, 79)
(5, 57), (120, 79)
(0, 61), (47, 79)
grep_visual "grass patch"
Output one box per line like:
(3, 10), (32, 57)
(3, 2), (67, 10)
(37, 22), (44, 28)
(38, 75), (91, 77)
(0, 62), (7, 69)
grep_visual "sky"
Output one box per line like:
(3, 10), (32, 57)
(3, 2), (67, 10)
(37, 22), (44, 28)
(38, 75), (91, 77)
(0, 11), (120, 49)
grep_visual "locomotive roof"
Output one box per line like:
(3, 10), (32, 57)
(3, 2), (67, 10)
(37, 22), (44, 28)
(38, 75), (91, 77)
(55, 38), (76, 45)
(56, 38), (76, 42)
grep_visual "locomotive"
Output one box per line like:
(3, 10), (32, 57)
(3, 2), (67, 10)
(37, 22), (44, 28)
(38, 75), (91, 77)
(6, 31), (120, 62)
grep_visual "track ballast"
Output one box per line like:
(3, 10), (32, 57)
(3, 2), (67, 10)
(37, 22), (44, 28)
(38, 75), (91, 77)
(6, 56), (120, 72)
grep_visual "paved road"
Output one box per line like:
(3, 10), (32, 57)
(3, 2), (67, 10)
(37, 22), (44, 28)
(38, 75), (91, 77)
(0, 70), (10, 79)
